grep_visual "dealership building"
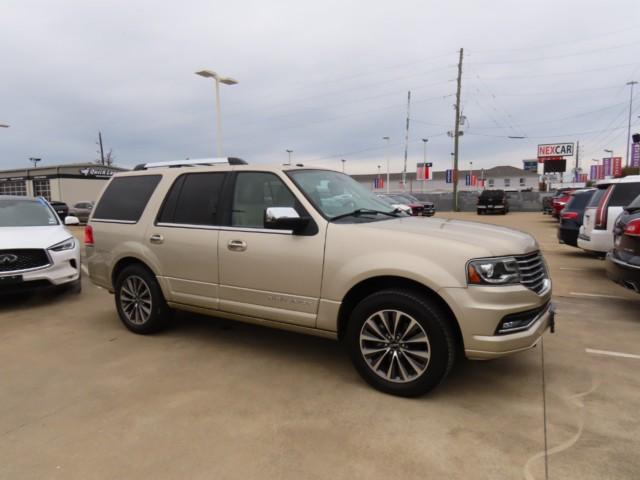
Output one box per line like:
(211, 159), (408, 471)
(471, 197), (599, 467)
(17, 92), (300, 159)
(0, 163), (127, 205)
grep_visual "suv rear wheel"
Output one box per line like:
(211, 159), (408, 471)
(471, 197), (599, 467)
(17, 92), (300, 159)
(114, 264), (169, 334)
(346, 289), (456, 397)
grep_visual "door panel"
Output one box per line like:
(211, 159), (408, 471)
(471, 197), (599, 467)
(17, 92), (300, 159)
(218, 171), (325, 327)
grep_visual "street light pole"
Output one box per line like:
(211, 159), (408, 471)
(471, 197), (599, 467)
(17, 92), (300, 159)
(285, 149), (293, 166)
(195, 70), (238, 158)
(29, 157), (41, 168)
(341, 159), (346, 173)
(625, 80), (638, 167)
(383, 136), (390, 193)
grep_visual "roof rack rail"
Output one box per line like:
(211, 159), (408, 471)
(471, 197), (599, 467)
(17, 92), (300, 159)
(133, 157), (247, 170)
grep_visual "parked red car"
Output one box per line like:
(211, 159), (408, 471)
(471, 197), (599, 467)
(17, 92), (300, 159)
(551, 189), (575, 219)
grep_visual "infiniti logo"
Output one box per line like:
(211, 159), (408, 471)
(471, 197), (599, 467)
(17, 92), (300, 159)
(0, 254), (18, 265)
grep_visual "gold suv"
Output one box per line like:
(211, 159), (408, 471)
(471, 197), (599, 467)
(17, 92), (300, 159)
(86, 158), (554, 396)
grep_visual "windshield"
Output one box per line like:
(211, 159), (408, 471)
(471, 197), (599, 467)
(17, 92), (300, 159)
(288, 170), (397, 220)
(0, 198), (59, 227)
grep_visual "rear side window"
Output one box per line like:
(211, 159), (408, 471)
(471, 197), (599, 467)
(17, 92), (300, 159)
(157, 172), (225, 226)
(609, 183), (640, 207)
(93, 175), (161, 222)
(587, 188), (606, 208)
(567, 191), (594, 211)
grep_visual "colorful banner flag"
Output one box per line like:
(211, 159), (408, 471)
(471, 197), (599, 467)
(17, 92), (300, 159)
(445, 169), (453, 184)
(612, 157), (623, 177)
(596, 165), (605, 180)
(632, 143), (640, 168)
(602, 157), (612, 177)
(465, 174), (478, 186)
(590, 165), (598, 180)
(578, 173), (588, 183)
(416, 162), (433, 181)
(373, 177), (385, 189)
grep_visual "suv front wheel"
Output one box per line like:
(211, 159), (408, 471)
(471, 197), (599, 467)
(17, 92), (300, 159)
(114, 264), (169, 334)
(346, 289), (456, 397)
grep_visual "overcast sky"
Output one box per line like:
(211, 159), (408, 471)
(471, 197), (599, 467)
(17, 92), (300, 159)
(1, 0), (639, 175)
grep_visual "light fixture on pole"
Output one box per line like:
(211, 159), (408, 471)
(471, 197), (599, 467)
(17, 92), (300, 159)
(604, 148), (613, 158)
(0, 124), (9, 128)
(625, 80), (638, 167)
(29, 157), (41, 168)
(285, 149), (293, 166)
(383, 136), (391, 193)
(341, 158), (346, 173)
(195, 69), (238, 157)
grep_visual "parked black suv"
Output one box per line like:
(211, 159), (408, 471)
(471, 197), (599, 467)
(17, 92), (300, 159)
(606, 193), (640, 293)
(477, 190), (509, 215)
(557, 189), (595, 247)
(49, 201), (69, 221)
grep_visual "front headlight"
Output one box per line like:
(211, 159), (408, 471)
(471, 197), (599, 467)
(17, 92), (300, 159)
(467, 257), (520, 285)
(48, 237), (76, 252)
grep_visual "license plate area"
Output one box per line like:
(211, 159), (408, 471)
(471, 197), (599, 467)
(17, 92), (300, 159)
(0, 274), (24, 286)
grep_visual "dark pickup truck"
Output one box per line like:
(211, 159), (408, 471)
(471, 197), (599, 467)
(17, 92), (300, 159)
(477, 190), (509, 215)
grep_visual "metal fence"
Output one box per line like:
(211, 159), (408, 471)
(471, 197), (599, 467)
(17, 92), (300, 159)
(413, 191), (553, 212)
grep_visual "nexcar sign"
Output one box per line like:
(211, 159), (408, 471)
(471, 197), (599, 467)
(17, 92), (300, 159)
(537, 143), (575, 157)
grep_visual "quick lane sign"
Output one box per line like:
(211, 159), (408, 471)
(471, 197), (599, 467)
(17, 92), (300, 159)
(537, 143), (574, 157)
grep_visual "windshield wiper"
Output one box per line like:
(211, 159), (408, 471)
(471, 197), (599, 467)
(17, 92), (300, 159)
(330, 208), (401, 221)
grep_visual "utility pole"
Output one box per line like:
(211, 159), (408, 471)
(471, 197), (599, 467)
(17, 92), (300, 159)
(453, 48), (464, 211)
(98, 131), (105, 165)
(625, 80), (638, 167)
(383, 136), (391, 193)
(575, 140), (580, 182)
(402, 91), (411, 190)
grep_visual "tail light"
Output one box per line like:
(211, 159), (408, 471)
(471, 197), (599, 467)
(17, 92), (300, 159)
(84, 225), (94, 245)
(594, 186), (614, 230)
(561, 211), (578, 220)
(624, 219), (640, 237)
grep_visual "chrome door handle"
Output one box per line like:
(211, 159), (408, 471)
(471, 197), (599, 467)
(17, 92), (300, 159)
(227, 239), (247, 252)
(149, 234), (164, 244)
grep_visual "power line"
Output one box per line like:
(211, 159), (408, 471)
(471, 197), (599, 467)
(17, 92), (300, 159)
(467, 40), (640, 65)
(468, 62), (640, 81)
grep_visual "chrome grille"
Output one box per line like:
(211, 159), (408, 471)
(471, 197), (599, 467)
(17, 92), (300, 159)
(515, 251), (548, 294)
(0, 249), (50, 273)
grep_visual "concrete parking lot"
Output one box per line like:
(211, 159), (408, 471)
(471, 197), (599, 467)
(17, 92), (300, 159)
(1, 212), (639, 479)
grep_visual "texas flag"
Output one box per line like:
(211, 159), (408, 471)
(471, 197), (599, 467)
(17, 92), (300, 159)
(416, 162), (432, 181)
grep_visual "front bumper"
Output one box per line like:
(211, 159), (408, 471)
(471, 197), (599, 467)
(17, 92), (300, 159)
(0, 245), (80, 291)
(605, 253), (640, 293)
(439, 282), (553, 360)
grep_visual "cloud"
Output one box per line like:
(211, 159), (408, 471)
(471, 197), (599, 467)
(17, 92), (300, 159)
(0, 0), (638, 175)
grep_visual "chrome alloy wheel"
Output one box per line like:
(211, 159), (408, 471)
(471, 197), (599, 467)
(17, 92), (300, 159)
(119, 275), (152, 325)
(359, 310), (431, 383)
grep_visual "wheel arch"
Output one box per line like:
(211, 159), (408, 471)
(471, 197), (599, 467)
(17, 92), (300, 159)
(336, 275), (463, 349)
(111, 256), (158, 288)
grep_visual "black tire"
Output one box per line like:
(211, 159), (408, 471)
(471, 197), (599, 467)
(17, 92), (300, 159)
(345, 289), (456, 397)
(68, 275), (82, 294)
(114, 264), (169, 334)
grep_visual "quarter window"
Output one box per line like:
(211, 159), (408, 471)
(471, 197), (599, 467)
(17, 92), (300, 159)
(93, 175), (161, 222)
(157, 172), (225, 225)
(609, 183), (640, 207)
(232, 172), (297, 228)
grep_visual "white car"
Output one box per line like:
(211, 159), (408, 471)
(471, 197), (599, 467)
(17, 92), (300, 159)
(0, 196), (82, 293)
(578, 176), (640, 254)
(376, 194), (412, 214)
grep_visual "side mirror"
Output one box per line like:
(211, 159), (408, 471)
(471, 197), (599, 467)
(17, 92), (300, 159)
(64, 215), (80, 226)
(264, 207), (309, 234)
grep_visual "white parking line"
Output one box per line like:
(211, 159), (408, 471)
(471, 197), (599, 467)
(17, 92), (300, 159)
(586, 348), (640, 360)
(81, 265), (89, 276)
(569, 292), (629, 300)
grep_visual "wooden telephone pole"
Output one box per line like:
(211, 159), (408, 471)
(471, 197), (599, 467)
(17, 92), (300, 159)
(453, 48), (464, 211)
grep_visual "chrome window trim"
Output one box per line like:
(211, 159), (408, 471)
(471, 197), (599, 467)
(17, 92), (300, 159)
(91, 219), (138, 224)
(155, 222), (293, 235)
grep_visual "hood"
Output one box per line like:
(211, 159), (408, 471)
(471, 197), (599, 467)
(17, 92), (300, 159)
(0, 225), (74, 250)
(358, 216), (538, 257)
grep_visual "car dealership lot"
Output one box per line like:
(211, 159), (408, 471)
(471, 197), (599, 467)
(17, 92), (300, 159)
(1, 214), (639, 479)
